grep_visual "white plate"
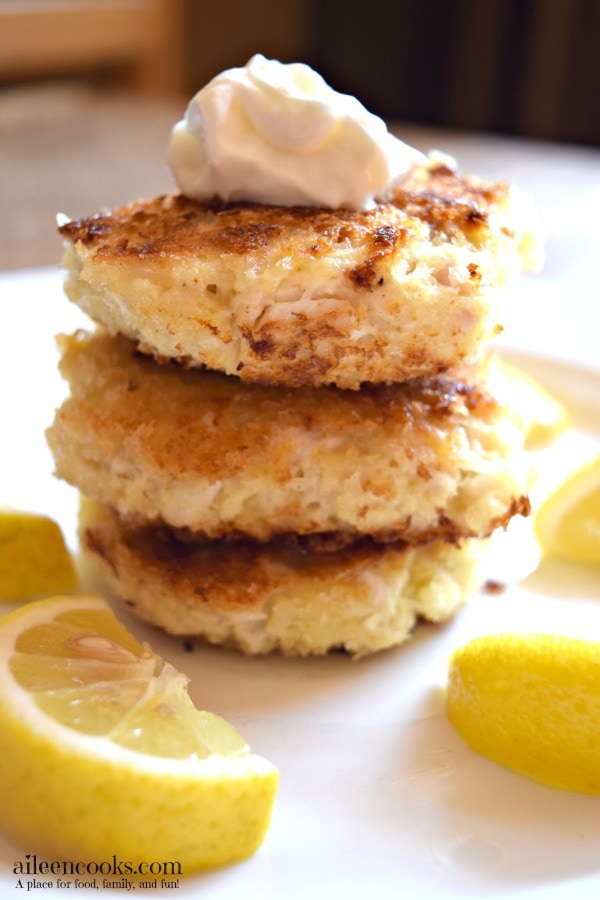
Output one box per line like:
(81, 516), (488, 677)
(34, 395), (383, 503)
(1, 268), (599, 900)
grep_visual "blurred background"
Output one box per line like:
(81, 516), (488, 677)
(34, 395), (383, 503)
(1, 0), (598, 270)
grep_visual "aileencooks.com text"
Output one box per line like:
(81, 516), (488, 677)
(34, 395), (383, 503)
(13, 853), (182, 878)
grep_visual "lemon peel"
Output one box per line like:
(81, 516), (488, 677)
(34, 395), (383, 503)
(0, 508), (77, 601)
(0, 594), (278, 870)
(534, 454), (600, 567)
(447, 632), (600, 793)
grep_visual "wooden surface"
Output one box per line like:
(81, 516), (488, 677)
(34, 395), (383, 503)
(0, 1), (186, 92)
(1, 82), (598, 282)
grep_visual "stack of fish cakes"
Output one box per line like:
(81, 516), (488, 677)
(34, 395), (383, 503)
(47, 159), (539, 657)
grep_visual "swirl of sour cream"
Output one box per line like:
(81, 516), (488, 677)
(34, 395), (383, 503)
(167, 54), (425, 210)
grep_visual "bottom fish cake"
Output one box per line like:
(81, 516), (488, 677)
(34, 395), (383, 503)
(79, 499), (490, 658)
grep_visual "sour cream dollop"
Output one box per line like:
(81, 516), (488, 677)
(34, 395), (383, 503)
(167, 54), (425, 210)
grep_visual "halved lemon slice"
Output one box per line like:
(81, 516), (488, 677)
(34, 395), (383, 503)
(489, 358), (569, 448)
(447, 632), (600, 793)
(0, 508), (77, 601)
(0, 594), (278, 870)
(534, 454), (600, 567)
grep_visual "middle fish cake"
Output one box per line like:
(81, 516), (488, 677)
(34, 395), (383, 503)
(48, 329), (530, 545)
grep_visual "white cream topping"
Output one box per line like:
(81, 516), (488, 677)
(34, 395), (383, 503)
(167, 54), (425, 210)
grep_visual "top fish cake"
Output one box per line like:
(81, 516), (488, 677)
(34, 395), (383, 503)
(59, 160), (541, 389)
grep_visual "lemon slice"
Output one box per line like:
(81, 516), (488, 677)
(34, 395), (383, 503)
(0, 508), (77, 601)
(534, 454), (600, 567)
(447, 633), (600, 793)
(490, 359), (569, 448)
(0, 594), (278, 870)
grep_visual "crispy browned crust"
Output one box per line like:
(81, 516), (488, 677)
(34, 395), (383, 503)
(59, 164), (507, 268)
(82, 517), (398, 612)
(57, 158), (541, 389)
(53, 331), (498, 485)
(48, 330), (530, 544)
(78, 500), (491, 656)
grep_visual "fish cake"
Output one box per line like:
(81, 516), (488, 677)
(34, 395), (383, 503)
(58, 159), (541, 389)
(47, 330), (530, 544)
(79, 499), (490, 658)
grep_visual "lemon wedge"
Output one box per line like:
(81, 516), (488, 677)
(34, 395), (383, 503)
(0, 508), (78, 601)
(534, 454), (600, 567)
(447, 632), (600, 793)
(0, 594), (278, 870)
(490, 359), (569, 448)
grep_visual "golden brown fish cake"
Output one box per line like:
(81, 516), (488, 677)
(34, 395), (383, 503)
(79, 499), (490, 657)
(59, 160), (541, 389)
(47, 330), (530, 544)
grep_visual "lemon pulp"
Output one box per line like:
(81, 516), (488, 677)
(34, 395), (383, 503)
(447, 633), (600, 794)
(10, 606), (246, 756)
(490, 358), (568, 448)
(535, 455), (600, 567)
(0, 595), (278, 870)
